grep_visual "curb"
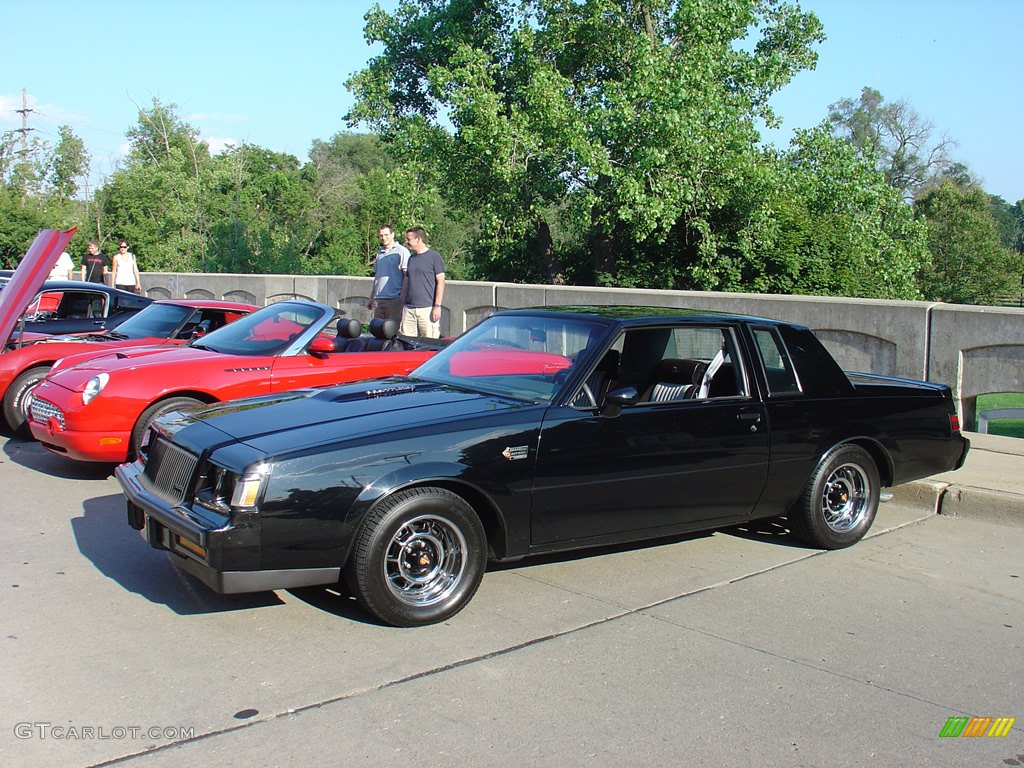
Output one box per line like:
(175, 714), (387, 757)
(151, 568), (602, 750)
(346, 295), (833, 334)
(893, 479), (1024, 527)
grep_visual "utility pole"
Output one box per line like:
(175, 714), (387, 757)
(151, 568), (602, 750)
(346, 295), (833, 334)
(15, 87), (35, 156)
(13, 87), (35, 193)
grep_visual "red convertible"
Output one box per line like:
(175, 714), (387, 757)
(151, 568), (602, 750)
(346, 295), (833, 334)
(28, 299), (441, 462)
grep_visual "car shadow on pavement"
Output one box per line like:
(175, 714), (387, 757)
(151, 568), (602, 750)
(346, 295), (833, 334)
(486, 529), (715, 572)
(721, 515), (811, 548)
(2, 433), (115, 480)
(71, 492), (285, 615)
(287, 586), (383, 626)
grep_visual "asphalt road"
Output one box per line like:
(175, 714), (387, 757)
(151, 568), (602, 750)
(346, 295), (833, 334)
(2, 432), (1021, 768)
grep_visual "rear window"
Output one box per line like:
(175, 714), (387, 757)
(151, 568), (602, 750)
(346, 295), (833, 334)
(751, 327), (801, 396)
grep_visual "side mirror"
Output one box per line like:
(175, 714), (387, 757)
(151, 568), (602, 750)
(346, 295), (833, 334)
(308, 335), (335, 358)
(601, 386), (638, 418)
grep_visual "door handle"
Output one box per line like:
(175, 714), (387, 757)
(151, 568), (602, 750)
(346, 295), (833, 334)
(738, 411), (762, 432)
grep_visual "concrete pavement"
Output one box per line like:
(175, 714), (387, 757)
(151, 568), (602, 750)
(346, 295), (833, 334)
(1, 431), (1021, 767)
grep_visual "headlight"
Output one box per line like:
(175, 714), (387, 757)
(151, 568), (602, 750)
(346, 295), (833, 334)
(196, 463), (268, 513)
(231, 467), (268, 508)
(82, 373), (109, 405)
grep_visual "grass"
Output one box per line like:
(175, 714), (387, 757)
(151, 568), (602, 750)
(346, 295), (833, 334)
(976, 393), (1024, 438)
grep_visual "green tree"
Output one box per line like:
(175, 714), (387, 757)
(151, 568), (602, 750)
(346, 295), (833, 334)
(1013, 199), (1024, 255)
(346, 0), (825, 287)
(773, 126), (928, 299)
(0, 186), (47, 267)
(97, 99), (213, 271)
(987, 194), (1021, 253)
(47, 126), (89, 201)
(828, 87), (955, 201)
(915, 182), (1024, 304)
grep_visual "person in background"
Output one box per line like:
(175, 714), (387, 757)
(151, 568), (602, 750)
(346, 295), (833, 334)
(80, 241), (109, 284)
(48, 250), (75, 281)
(366, 224), (409, 321)
(112, 240), (141, 293)
(400, 226), (445, 338)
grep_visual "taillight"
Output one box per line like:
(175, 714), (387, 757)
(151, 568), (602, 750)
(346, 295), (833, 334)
(949, 413), (961, 432)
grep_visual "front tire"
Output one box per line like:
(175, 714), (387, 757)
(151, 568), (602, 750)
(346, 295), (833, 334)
(131, 396), (203, 459)
(346, 487), (487, 627)
(789, 444), (879, 549)
(3, 366), (51, 435)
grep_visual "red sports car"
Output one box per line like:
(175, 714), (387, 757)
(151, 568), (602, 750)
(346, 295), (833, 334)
(1, 299), (256, 433)
(28, 299), (441, 462)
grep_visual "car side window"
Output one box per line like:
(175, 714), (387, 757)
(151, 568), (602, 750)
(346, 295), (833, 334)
(571, 325), (747, 408)
(751, 327), (802, 395)
(56, 291), (105, 319)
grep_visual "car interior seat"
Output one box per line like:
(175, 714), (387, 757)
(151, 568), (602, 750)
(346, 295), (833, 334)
(642, 358), (708, 402)
(366, 318), (399, 351)
(333, 318), (363, 352)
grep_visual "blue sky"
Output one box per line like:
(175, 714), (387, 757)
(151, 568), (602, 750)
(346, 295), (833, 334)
(2, 0), (1021, 203)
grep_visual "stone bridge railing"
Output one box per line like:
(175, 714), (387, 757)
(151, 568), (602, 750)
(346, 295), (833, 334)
(141, 272), (1024, 432)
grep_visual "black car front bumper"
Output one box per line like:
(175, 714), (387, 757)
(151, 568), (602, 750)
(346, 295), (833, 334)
(115, 461), (341, 594)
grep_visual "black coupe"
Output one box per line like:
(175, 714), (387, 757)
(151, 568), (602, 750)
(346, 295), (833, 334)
(117, 306), (969, 626)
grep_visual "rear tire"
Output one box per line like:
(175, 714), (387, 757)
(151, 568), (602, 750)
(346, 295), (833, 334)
(789, 444), (879, 549)
(346, 487), (487, 627)
(131, 396), (203, 459)
(3, 366), (51, 435)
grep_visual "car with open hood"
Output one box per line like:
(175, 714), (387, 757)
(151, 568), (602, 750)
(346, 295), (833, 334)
(1, 230), (153, 349)
(1, 298), (257, 433)
(0, 229), (78, 348)
(10, 281), (153, 339)
(28, 299), (443, 462)
(114, 306), (969, 627)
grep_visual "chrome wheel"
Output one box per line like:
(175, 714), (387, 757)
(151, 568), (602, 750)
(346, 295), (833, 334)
(347, 487), (487, 626)
(384, 514), (467, 607)
(820, 462), (871, 533)
(789, 444), (880, 550)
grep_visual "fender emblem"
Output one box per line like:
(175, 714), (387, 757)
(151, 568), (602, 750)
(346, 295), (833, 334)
(502, 446), (528, 461)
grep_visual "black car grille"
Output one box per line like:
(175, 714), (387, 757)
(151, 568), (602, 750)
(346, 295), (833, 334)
(143, 438), (199, 504)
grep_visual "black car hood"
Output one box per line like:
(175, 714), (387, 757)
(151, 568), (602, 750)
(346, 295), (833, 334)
(165, 377), (536, 458)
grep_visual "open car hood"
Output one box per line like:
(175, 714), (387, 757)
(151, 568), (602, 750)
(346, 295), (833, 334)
(0, 228), (77, 349)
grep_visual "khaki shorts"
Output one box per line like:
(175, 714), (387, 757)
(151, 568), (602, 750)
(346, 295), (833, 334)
(401, 306), (440, 338)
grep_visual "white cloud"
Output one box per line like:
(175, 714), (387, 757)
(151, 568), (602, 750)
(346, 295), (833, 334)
(205, 137), (238, 155)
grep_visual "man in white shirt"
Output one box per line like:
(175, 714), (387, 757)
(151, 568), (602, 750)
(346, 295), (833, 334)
(49, 251), (75, 281)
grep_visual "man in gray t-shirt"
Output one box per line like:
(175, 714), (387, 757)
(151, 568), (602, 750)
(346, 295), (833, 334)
(400, 226), (445, 338)
(367, 225), (410, 322)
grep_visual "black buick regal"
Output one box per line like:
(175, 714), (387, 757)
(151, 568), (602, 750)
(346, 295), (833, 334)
(116, 306), (969, 626)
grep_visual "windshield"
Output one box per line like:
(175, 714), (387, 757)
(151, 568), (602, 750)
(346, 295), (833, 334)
(412, 313), (605, 402)
(104, 303), (194, 339)
(191, 301), (327, 356)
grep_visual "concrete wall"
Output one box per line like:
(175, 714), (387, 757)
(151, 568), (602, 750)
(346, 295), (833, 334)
(140, 272), (1024, 431)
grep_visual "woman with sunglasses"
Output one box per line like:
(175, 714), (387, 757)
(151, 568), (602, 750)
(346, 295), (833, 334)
(112, 241), (142, 294)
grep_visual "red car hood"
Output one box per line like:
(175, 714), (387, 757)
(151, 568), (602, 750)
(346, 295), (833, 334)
(0, 229), (76, 347)
(48, 344), (206, 380)
(45, 344), (252, 391)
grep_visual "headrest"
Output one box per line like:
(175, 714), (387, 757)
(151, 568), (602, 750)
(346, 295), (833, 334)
(369, 318), (398, 340)
(337, 318), (362, 339)
(652, 358), (707, 385)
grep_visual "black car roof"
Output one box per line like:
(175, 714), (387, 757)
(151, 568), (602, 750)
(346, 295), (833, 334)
(36, 281), (139, 294)
(495, 305), (801, 329)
